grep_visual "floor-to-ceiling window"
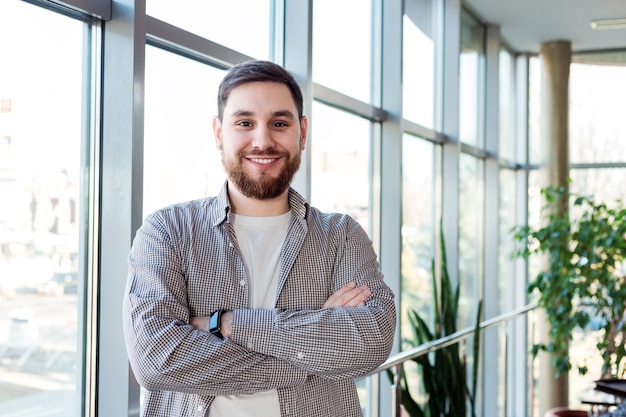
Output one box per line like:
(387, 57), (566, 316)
(497, 45), (529, 417)
(0, 2), (99, 416)
(312, 0), (373, 104)
(567, 52), (626, 406)
(399, 134), (436, 405)
(0, 1), (540, 416)
(310, 102), (372, 224)
(527, 50), (626, 409)
(311, 2), (381, 412)
(143, 47), (226, 216)
(399, 0), (441, 406)
(145, 0), (273, 60)
(458, 10), (484, 330)
(403, 0), (437, 130)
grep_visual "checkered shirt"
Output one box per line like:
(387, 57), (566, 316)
(122, 183), (397, 417)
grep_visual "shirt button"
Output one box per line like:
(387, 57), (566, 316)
(247, 341), (254, 350)
(239, 279), (246, 286)
(197, 405), (204, 412)
(296, 352), (305, 360)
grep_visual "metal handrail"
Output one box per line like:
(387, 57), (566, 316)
(376, 302), (538, 373)
(367, 302), (538, 416)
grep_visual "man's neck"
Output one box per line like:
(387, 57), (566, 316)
(227, 181), (290, 216)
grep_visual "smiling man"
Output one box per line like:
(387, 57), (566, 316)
(122, 60), (396, 417)
(216, 80), (306, 208)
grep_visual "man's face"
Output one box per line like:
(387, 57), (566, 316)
(213, 81), (307, 200)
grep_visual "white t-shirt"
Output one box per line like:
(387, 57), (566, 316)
(209, 211), (291, 417)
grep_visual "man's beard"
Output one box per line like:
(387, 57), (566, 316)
(222, 149), (301, 200)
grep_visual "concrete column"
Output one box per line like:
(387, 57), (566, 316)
(540, 40), (571, 192)
(537, 39), (571, 416)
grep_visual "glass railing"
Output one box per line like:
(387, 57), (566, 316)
(364, 303), (537, 417)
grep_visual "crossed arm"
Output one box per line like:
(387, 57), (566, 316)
(189, 282), (372, 337)
(124, 211), (396, 396)
(125, 280), (385, 396)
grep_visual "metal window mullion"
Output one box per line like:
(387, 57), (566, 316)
(509, 52), (531, 417)
(99, 0), (146, 415)
(79, 18), (102, 417)
(145, 16), (253, 70)
(282, 0), (313, 199)
(379, 0), (403, 415)
(26, 0), (111, 20)
(482, 22), (501, 417)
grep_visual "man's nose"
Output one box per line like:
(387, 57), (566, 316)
(251, 126), (275, 149)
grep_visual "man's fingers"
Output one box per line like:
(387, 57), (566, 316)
(322, 282), (356, 308)
(344, 287), (371, 307)
(323, 282), (371, 308)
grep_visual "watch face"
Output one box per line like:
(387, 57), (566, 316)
(209, 311), (219, 332)
(209, 311), (224, 339)
(209, 310), (222, 337)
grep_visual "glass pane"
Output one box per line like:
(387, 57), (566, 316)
(569, 168), (626, 205)
(530, 167), (626, 405)
(458, 154), (482, 327)
(146, 0), (272, 60)
(398, 134), (435, 403)
(459, 13), (484, 148)
(313, 0), (372, 103)
(144, 46), (226, 216)
(569, 167), (626, 404)
(570, 62), (626, 164)
(498, 168), (516, 313)
(0, 2), (85, 416)
(402, 0), (436, 129)
(310, 101), (371, 233)
(499, 48), (516, 162)
(401, 134), (434, 344)
(399, 136), (435, 406)
(308, 101), (372, 414)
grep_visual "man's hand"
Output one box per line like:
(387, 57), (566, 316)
(322, 282), (371, 308)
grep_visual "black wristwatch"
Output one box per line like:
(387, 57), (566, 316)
(209, 310), (225, 339)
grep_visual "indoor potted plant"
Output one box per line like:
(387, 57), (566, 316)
(390, 227), (482, 417)
(512, 185), (626, 379)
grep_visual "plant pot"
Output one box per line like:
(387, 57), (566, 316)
(544, 407), (588, 417)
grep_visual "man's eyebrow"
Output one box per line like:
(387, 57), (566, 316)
(272, 110), (296, 119)
(230, 110), (254, 117)
(229, 109), (296, 119)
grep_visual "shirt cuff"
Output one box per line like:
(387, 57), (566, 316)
(230, 308), (278, 354)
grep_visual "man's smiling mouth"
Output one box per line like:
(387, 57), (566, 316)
(248, 157), (278, 164)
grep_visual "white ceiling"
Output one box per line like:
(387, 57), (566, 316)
(464, 0), (626, 54)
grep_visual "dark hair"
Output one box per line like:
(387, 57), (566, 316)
(217, 60), (304, 121)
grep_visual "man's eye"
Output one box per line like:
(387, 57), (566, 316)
(273, 121), (287, 127)
(237, 121), (252, 127)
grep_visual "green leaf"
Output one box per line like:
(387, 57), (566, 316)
(511, 184), (626, 379)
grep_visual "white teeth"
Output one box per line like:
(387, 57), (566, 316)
(249, 158), (276, 164)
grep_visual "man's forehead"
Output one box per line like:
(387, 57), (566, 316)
(224, 82), (298, 117)
(227, 82), (292, 100)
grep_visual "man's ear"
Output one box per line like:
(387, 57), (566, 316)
(300, 115), (308, 150)
(213, 116), (222, 149)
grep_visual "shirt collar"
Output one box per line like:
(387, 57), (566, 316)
(210, 181), (310, 227)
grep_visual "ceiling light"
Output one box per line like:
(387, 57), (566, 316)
(590, 18), (626, 30)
